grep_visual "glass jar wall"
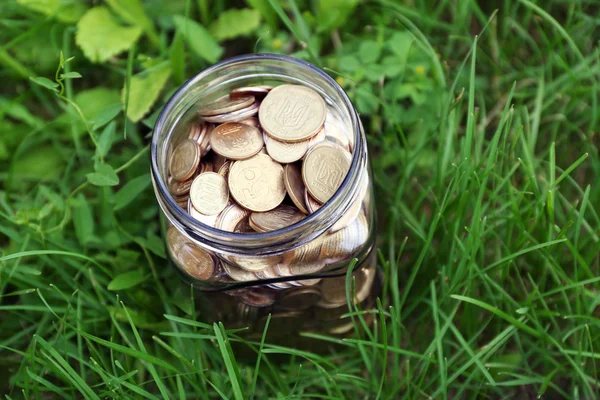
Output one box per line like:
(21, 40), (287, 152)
(151, 54), (375, 294)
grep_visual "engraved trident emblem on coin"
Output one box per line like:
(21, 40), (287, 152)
(274, 97), (309, 128)
(315, 155), (344, 192)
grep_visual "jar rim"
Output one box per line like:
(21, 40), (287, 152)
(151, 53), (364, 252)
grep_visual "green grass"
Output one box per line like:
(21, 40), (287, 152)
(1, 0), (600, 398)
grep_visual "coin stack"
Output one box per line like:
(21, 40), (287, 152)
(205, 257), (379, 339)
(166, 83), (370, 287)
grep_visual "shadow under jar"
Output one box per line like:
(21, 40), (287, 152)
(151, 54), (377, 329)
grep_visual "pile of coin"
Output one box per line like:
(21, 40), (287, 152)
(165, 83), (370, 286)
(204, 259), (379, 340)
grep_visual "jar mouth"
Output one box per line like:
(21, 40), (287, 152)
(151, 53), (364, 252)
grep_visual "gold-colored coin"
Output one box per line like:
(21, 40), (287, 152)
(175, 196), (189, 210)
(228, 154), (286, 212)
(290, 260), (325, 276)
(302, 143), (351, 203)
(283, 235), (323, 264)
(216, 203), (250, 232)
(239, 117), (260, 128)
(201, 102), (259, 124)
(318, 266), (374, 308)
(309, 126), (326, 147)
(297, 277), (322, 286)
(199, 124), (213, 156)
(259, 84), (326, 142)
(236, 288), (276, 307)
(231, 253), (281, 272)
(234, 302), (259, 324)
(167, 226), (187, 255)
(169, 139), (200, 182)
(317, 277), (349, 307)
(268, 281), (294, 289)
(190, 172), (229, 216)
(188, 123), (202, 142)
(217, 161), (231, 178)
(328, 321), (355, 334)
(278, 287), (322, 310)
(234, 217), (255, 233)
(274, 263), (293, 276)
(198, 95), (254, 116)
(320, 213), (369, 263)
(254, 265), (278, 279)
(355, 264), (376, 303)
(199, 161), (214, 174)
(222, 262), (256, 282)
(192, 123), (206, 144)
(230, 86), (271, 100)
(210, 153), (228, 172)
(209, 122), (263, 160)
(284, 164), (309, 214)
(329, 195), (362, 233)
(188, 200), (220, 228)
(249, 205), (305, 232)
(280, 236), (326, 276)
(304, 189), (322, 214)
(324, 116), (350, 152)
(264, 134), (309, 163)
(168, 177), (192, 197)
(330, 177), (367, 232)
(175, 243), (214, 280)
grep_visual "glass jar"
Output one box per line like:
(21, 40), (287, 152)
(151, 54), (376, 323)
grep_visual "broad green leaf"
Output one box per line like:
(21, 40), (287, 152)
(172, 15), (223, 63)
(86, 163), (119, 186)
(169, 32), (185, 86)
(76, 7), (142, 63)
(113, 174), (151, 210)
(90, 103), (122, 130)
(105, 0), (149, 27)
(72, 194), (95, 246)
(355, 87), (379, 114)
(108, 270), (147, 291)
(38, 203), (55, 220)
(17, 0), (86, 23)
(387, 31), (414, 61)
(12, 146), (62, 181)
(245, 0), (278, 29)
(96, 121), (116, 159)
(358, 40), (381, 64)
(338, 55), (361, 72)
(316, 0), (358, 32)
(60, 72), (82, 79)
(75, 88), (121, 121)
(209, 8), (261, 41)
(122, 64), (171, 122)
(12, 25), (57, 73)
(29, 77), (58, 92)
(146, 232), (166, 259)
(381, 55), (405, 77)
(105, 0), (159, 46)
(0, 98), (44, 128)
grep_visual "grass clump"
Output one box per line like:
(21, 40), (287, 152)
(1, 0), (599, 398)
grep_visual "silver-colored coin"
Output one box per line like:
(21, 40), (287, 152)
(201, 102), (259, 124)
